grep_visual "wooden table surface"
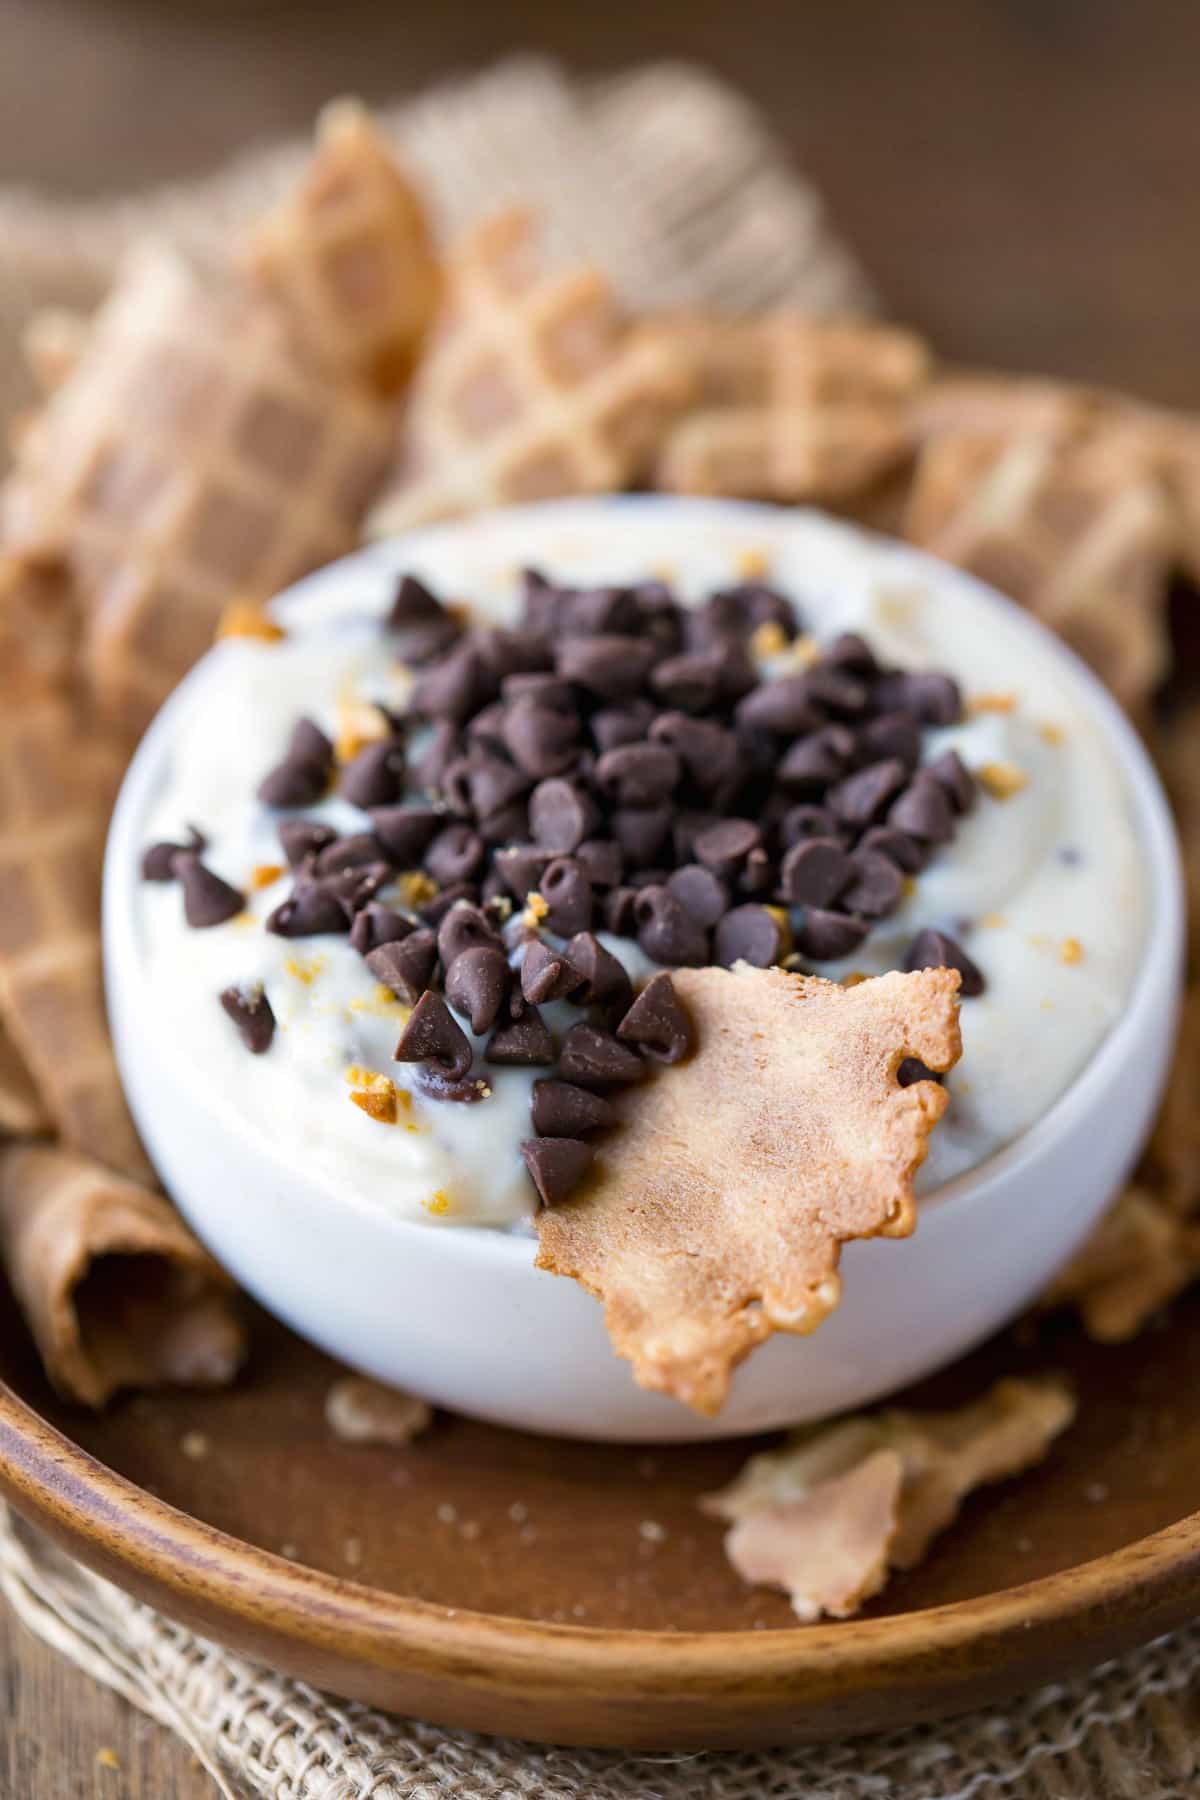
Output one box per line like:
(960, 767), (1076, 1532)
(2, 0), (1199, 1792)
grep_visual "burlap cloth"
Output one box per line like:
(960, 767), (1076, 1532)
(0, 55), (1197, 1800)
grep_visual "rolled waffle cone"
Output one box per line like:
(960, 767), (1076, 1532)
(366, 208), (691, 535)
(654, 312), (930, 504)
(0, 1142), (245, 1407)
(904, 425), (1176, 710)
(2, 245), (392, 736)
(0, 687), (151, 1183)
(241, 99), (443, 396)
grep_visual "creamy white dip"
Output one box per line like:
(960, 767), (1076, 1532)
(131, 502), (1147, 1228)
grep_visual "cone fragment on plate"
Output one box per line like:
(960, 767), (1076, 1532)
(904, 423), (1177, 711)
(241, 99), (443, 396)
(535, 964), (962, 1417)
(1, 245), (391, 736)
(0, 1027), (49, 1138)
(0, 1143), (245, 1407)
(0, 690), (151, 1182)
(325, 1374), (432, 1447)
(1042, 1186), (1200, 1345)
(653, 313), (930, 506)
(366, 209), (691, 534)
(702, 1376), (1075, 1620)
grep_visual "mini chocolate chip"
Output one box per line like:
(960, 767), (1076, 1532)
(519, 567), (561, 635)
(338, 739), (407, 809)
(794, 908), (869, 961)
(436, 902), (500, 966)
(417, 881), (480, 926)
(859, 826), (927, 874)
(278, 819), (337, 867)
(591, 699), (658, 753)
(473, 624), (553, 680)
(530, 1079), (616, 1137)
(555, 633), (657, 700)
(739, 847), (777, 896)
(521, 1136), (594, 1207)
(828, 757), (909, 828)
(494, 844), (553, 901)
(898, 1057), (943, 1087)
(693, 818), (762, 877)
(141, 825), (205, 881)
(803, 666), (869, 716)
(672, 811), (721, 865)
(411, 641), (490, 724)
(840, 848), (904, 919)
(564, 931), (634, 1015)
(412, 719), (461, 793)
(611, 806), (672, 869)
(350, 903), (413, 955)
(559, 584), (639, 636)
(903, 927), (986, 997)
(219, 982), (275, 1053)
(616, 972), (694, 1063)
(176, 856), (244, 928)
(558, 1022), (646, 1087)
(874, 669), (962, 726)
(486, 999), (555, 1066)
(714, 903), (786, 968)
(464, 754), (530, 822)
(477, 800), (530, 847)
(266, 883), (351, 937)
(778, 726), (856, 793)
(633, 580), (683, 649)
(823, 631), (878, 674)
(395, 989), (473, 1080)
(650, 651), (723, 712)
(320, 864), (390, 914)
(649, 713), (740, 793)
(425, 823), (486, 887)
(315, 832), (388, 875)
(502, 671), (576, 711)
(257, 722), (333, 807)
(464, 703), (510, 755)
(858, 710), (922, 770)
(539, 857), (593, 935)
(575, 838), (623, 889)
(604, 885), (639, 934)
(387, 572), (463, 663)
(735, 676), (823, 737)
(366, 929), (438, 1002)
(528, 777), (598, 853)
(667, 863), (730, 927)
(779, 837), (853, 907)
(444, 944), (511, 1034)
(521, 938), (583, 1004)
(594, 743), (681, 808)
(778, 804), (839, 849)
(503, 699), (581, 778)
(888, 772), (955, 843)
(634, 885), (709, 966)
(369, 805), (441, 865)
(926, 748), (977, 813)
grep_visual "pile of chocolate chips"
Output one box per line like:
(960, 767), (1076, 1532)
(143, 567), (989, 1207)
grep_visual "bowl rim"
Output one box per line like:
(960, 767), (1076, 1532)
(104, 494), (1185, 1270)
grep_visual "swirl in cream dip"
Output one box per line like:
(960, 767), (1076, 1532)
(130, 500), (1147, 1227)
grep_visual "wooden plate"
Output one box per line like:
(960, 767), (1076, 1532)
(1, 1290), (1199, 1750)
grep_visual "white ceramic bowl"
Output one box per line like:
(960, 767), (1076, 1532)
(104, 499), (1185, 1442)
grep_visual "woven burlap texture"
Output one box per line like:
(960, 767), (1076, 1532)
(1, 53), (1197, 1800)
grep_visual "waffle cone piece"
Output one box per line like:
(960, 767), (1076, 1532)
(367, 209), (691, 533)
(536, 964), (961, 1416)
(2, 245), (391, 736)
(655, 313), (929, 505)
(0, 685), (151, 1182)
(702, 1376), (1074, 1619)
(0, 1143), (244, 1407)
(0, 1027), (49, 1138)
(241, 99), (442, 396)
(904, 422), (1177, 710)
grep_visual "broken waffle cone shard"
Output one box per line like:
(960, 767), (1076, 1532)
(2, 243), (392, 737)
(535, 963), (962, 1416)
(704, 1375), (1075, 1620)
(241, 98), (443, 396)
(0, 690), (152, 1183)
(1041, 1185), (1200, 1344)
(0, 1142), (245, 1408)
(365, 208), (692, 536)
(324, 1374), (432, 1446)
(0, 1025), (49, 1138)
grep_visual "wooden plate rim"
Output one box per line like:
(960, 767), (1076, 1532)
(3, 1374), (1200, 1702)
